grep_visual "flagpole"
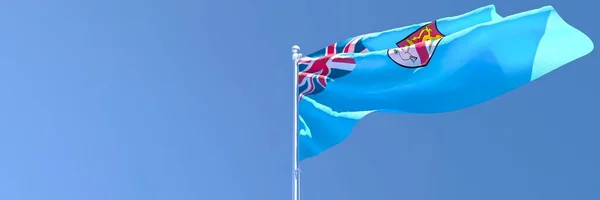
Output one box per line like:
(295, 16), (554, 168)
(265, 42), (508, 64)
(292, 45), (302, 200)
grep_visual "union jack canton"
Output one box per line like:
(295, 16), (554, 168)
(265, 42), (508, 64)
(298, 35), (369, 98)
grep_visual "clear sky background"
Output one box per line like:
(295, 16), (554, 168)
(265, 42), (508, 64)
(0, 0), (598, 200)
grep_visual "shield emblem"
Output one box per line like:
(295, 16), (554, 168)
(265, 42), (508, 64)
(388, 21), (445, 68)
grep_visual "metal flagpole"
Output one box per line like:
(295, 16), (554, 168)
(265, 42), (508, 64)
(292, 45), (302, 200)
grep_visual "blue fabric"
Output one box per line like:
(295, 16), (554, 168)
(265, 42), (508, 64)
(298, 5), (594, 160)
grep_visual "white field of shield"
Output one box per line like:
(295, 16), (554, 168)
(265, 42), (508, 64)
(388, 39), (442, 68)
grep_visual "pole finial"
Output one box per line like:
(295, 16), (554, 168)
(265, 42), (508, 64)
(292, 45), (302, 61)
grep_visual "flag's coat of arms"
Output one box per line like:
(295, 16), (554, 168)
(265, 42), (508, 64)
(388, 21), (445, 68)
(298, 35), (369, 98)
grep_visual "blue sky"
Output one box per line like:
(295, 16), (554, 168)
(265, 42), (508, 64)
(0, 0), (598, 200)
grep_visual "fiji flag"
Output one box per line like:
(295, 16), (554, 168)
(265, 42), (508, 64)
(297, 5), (594, 160)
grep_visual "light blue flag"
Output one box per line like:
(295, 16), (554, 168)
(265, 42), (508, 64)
(297, 5), (594, 160)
